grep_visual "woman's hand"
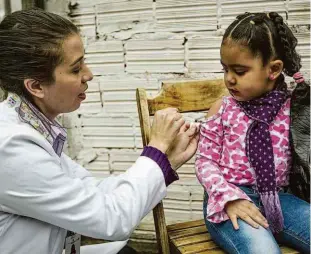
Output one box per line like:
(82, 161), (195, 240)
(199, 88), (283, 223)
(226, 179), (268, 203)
(167, 123), (200, 170)
(225, 199), (269, 230)
(148, 108), (185, 154)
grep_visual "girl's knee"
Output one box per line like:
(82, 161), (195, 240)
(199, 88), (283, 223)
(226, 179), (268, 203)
(245, 238), (281, 254)
(206, 220), (282, 254)
(237, 224), (281, 254)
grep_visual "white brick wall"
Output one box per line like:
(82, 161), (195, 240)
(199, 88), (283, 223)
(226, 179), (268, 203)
(49, 0), (310, 251)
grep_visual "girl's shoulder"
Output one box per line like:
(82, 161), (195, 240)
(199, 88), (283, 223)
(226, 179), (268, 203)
(200, 96), (236, 124)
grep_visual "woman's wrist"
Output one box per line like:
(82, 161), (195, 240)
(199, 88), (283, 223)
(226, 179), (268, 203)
(141, 146), (179, 186)
(147, 140), (168, 154)
(166, 154), (178, 170)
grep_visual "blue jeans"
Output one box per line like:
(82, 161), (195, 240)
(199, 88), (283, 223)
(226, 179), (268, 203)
(203, 186), (310, 254)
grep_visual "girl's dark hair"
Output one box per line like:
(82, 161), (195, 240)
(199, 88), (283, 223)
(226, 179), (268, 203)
(0, 8), (78, 97)
(222, 12), (303, 78)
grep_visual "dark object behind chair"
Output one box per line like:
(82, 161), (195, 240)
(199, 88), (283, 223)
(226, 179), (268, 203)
(289, 82), (310, 203)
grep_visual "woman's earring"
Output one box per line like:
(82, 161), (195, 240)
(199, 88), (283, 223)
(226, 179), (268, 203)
(269, 74), (275, 80)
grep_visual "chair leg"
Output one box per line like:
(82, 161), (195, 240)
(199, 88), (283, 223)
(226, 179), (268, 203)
(153, 202), (170, 254)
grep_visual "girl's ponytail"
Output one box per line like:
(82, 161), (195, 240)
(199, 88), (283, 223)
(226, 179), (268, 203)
(268, 12), (302, 77)
(268, 12), (310, 203)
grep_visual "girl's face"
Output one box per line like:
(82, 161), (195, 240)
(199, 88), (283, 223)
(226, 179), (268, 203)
(37, 34), (93, 120)
(220, 40), (275, 101)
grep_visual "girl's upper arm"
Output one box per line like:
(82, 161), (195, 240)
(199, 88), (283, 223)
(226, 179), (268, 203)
(207, 99), (223, 118)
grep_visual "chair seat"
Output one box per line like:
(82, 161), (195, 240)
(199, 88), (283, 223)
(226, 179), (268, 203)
(167, 219), (300, 254)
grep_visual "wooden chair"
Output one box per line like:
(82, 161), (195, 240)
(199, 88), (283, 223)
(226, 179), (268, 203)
(136, 79), (300, 254)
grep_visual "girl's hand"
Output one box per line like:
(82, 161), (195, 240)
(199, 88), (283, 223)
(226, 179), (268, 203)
(225, 199), (269, 230)
(148, 108), (185, 154)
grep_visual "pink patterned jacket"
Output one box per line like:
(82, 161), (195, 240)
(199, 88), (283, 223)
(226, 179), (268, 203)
(195, 96), (291, 223)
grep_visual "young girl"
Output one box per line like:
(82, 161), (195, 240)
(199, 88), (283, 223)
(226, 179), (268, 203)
(195, 12), (310, 254)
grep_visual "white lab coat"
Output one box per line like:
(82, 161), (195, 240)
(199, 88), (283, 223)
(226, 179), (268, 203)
(0, 100), (167, 254)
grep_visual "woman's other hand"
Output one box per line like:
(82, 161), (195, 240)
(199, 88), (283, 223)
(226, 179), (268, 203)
(167, 122), (200, 170)
(148, 108), (185, 154)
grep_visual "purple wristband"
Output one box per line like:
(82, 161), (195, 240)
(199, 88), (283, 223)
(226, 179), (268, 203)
(141, 146), (179, 186)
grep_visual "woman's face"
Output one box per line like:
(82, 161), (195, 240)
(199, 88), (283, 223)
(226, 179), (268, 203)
(39, 34), (93, 119)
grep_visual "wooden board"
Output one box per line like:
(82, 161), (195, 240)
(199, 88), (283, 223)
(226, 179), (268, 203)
(148, 79), (228, 115)
(167, 219), (206, 232)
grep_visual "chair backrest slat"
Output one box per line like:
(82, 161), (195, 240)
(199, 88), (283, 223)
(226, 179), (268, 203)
(148, 79), (227, 115)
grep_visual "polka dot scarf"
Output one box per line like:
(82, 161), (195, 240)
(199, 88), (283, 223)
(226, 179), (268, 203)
(236, 82), (289, 233)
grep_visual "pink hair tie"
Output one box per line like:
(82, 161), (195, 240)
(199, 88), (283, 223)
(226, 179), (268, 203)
(293, 72), (305, 84)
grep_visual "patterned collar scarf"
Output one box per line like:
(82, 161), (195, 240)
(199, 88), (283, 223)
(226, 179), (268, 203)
(235, 81), (289, 233)
(6, 93), (67, 157)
